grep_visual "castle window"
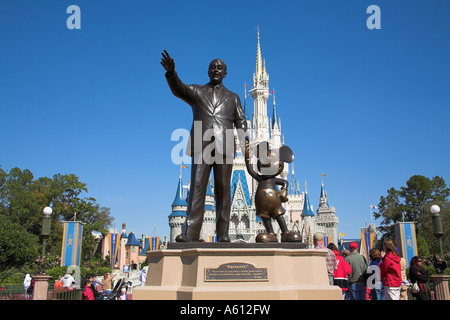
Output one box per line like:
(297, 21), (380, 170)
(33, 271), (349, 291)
(242, 216), (250, 228)
(231, 215), (239, 229)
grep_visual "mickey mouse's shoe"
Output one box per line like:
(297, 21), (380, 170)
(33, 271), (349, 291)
(256, 233), (278, 243)
(281, 231), (302, 242)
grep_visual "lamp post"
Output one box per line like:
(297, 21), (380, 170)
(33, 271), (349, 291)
(430, 204), (444, 257)
(429, 204), (449, 300)
(33, 206), (53, 300)
(41, 206), (52, 256)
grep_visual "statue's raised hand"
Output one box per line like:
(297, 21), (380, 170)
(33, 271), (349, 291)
(161, 50), (175, 73)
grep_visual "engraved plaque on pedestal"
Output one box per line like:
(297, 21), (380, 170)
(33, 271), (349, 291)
(204, 262), (268, 282)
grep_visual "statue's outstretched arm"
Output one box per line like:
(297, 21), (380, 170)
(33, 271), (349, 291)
(161, 50), (196, 105)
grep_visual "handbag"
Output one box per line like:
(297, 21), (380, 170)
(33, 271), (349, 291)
(411, 282), (420, 294)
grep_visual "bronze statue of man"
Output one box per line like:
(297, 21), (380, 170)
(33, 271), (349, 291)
(161, 50), (247, 242)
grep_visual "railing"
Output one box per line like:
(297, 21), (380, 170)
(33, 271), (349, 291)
(49, 287), (82, 300)
(0, 285), (82, 300)
(0, 285), (32, 300)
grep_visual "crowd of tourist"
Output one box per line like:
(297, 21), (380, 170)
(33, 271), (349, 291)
(28, 234), (432, 301)
(314, 232), (432, 300)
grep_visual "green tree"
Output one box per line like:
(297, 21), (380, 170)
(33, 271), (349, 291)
(0, 215), (40, 282)
(0, 167), (45, 235)
(0, 165), (113, 278)
(41, 173), (113, 259)
(375, 175), (450, 256)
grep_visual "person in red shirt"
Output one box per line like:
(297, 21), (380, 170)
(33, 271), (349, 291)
(81, 277), (95, 300)
(327, 243), (352, 300)
(379, 239), (402, 300)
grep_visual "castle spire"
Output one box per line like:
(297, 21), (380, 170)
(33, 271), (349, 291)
(172, 170), (187, 207)
(288, 163), (298, 196)
(206, 177), (214, 196)
(256, 25), (263, 79)
(272, 89), (279, 129)
(319, 172), (328, 208)
(302, 180), (315, 216)
(320, 177), (326, 198)
(250, 26), (270, 142)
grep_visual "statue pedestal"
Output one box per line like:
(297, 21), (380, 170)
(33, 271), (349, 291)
(32, 275), (52, 300)
(133, 243), (341, 300)
(430, 274), (450, 300)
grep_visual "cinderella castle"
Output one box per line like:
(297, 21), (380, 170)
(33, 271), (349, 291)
(168, 30), (339, 247)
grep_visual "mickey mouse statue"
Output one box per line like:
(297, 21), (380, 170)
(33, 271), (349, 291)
(245, 138), (302, 243)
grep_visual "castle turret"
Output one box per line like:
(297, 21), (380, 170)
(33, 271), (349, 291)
(301, 181), (315, 247)
(318, 176), (328, 209)
(250, 26), (270, 143)
(302, 181), (315, 217)
(315, 176), (339, 244)
(125, 231), (140, 266)
(168, 167), (188, 242)
(285, 163), (304, 224)
(271, 89), (281, 150)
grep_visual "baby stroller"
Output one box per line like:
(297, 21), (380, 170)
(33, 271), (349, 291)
(103, 279), (132, 300)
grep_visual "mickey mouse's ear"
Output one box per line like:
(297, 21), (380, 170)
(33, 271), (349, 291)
(279, 146), (294, 163)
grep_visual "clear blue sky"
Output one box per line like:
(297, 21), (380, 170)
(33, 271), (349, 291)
(1, 0), (449, 240)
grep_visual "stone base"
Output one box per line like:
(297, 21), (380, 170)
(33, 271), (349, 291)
(32, 275), (52, 300)
(133, 244), (341, 300)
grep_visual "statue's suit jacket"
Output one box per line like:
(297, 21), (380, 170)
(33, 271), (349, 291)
(165, 71), (247, 158)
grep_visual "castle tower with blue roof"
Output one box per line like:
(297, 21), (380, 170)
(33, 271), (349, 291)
(301, 181), (315, 245)
(168, 167), (188, 242)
